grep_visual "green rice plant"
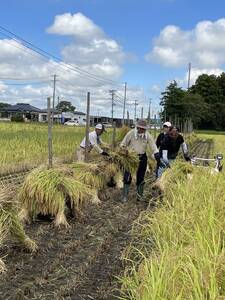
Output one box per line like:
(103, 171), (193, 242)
(19, 165), (94, 227)
(120, 160), (225, 299)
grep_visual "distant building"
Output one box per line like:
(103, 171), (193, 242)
(0, 103), (41, 121)
(90, 115), (134, 127)
(38, 110), (86, 125)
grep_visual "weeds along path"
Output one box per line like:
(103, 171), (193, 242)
(0, 180), (154, 300)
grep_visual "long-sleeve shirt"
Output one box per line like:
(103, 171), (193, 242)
(160, 134), (188, 161)
(156, 132), (166, 148)
(80, 131), (103, 153)
(120, 129), (158, 155)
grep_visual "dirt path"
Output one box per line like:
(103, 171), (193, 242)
(0, 182), (153, 300)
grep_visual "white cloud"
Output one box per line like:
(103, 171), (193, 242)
(0, 13), (142, 117)
(47, 12), (104, 40)
(146, 18), (225, 69)
(177, 67), (224, 87)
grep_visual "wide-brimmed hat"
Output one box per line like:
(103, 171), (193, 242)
(136, 119), (148, 129)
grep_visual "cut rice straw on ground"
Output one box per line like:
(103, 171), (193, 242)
(19, 166), (95, 227)
(0, 186), (37, 273)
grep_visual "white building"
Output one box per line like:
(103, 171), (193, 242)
(38, 110), (86, 125)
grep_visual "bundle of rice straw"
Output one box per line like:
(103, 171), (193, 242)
(108, 148), (139, 174)
(155, 161), (194, 192)
(0, 186), (37, 272)
(19, 165), (95, 227)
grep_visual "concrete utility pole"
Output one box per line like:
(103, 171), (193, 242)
(51, 74), (58, 123)
(141, 106), (144, 119)
(47, 97), (53, 169)
(85, 92), (91, 162)
(147, 99), (151, 124)
(134, 100), (138, 122)
(127, 110), (129, 126)
(187, 62), (191, 90)
(109, 89), (116, 124)
(122, 82), (127, 125)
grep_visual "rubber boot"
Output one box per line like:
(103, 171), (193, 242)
(137, 183), (145, 201)
(121, 184), (130, 203)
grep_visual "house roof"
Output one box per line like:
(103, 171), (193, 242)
(73, 111), (86, 115)
(1, 103), (42, 113)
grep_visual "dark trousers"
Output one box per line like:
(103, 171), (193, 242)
(123, 153), (148, 186)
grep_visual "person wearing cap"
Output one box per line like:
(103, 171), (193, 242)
(120, 119), (162, 202)
(157, 126), (190, 177)
(77, 123), (109, 161)
(156, 121), (172, 149)
(155, 121), (172, 177)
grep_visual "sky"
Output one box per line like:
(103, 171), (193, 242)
(0, 0), (225, 118)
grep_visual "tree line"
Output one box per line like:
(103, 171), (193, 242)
(160, 73), (225, 130)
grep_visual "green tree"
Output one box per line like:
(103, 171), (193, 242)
(0, 102), (11, 118)
(55, 101), (76, 112)
(182, 93), (209, 127)
(160, 81), (186, 120)
(191, 74), (222, 105)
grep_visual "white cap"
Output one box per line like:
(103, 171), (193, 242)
(163, 121), (172, 127)
(95, 123), (106, 131)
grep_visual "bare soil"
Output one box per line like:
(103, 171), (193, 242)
(0, 182), (155, 300)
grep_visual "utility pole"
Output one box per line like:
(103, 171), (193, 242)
(47, 97), (53, 169)
(134, 100), (138, 122)
(141, 106), (144, 119)
(147, 99), (151, 124)
(57, 96), (60, 123)
(122, 82), (127, 125)
(51, 74), (58, 123)
(187, 62), (191, 90)
(85, 92), (91, 162)
(127, 110), (129, 126)
(109, 89), (116, 124)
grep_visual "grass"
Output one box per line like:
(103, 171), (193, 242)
(120, 134), (225, 299)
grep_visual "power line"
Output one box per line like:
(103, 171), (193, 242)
(0, 81), (50, 86)
(0, 25), (123, 87)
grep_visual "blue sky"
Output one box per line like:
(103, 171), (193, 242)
(0, 0), (225, 117)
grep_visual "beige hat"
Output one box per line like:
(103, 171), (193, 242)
(136, 119), (148, 129)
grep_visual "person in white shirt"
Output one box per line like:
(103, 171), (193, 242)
(120, 119), (162, 202)
(77, 123), (109, 161)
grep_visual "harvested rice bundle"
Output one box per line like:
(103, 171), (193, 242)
(155, 161), (194, 192)
(71, 162), (107, 190)
(108, 148), (139, 174)
(19, 166), (94, 227)
(0, 186), (37, 273)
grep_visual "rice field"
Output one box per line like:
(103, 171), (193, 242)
(0, 123), (224, 299)
(120, 133), (225, 300)
(0, 122), (112, 170)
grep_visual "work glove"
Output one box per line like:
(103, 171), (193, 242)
(159, 159), (170, 168)
(101, 151), (110, 157)
(184, 154), (191, 162)
(154, 152), (169, 169)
